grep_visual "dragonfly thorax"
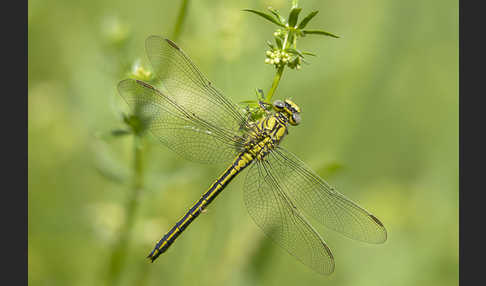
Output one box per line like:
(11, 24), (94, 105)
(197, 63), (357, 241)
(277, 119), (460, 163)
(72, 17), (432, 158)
(243, 99), (302, 160)
(244, 113), (292, 160)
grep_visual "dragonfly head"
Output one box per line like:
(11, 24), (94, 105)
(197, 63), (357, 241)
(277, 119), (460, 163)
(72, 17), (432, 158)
(273, 99), (301, 126)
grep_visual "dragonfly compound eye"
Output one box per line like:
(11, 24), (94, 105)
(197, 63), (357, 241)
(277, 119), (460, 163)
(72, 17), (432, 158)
(273, 100), (285, 110)
(291, 113), (301, 125)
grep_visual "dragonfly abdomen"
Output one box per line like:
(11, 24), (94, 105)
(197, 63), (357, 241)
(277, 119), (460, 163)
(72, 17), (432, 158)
(148, 116), (288, 261)
(147, 152), (255, 262)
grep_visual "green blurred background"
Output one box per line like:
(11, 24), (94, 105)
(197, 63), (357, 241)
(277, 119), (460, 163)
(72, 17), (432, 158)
(28, 0), (458, 285)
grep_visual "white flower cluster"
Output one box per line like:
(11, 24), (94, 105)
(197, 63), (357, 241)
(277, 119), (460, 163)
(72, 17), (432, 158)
(265, 50), (291, 66)
(273, 29), (283, 37)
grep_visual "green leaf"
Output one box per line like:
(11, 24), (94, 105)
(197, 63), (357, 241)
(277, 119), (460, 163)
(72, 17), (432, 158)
(288, 7), (302, 27)
(255, 88), (265, 101)
(298, 10), (318, 29)
(295, 29), (305, 38)
(242, 9), (286, 27)
(111, 129), (131, 137)
(303, 29), (340, 38)
(287, 33), (295, 46)
(94, 161), (127, 184)
(123, 111), (152, 136)
(266, 40), (275, 50)
(267, 7), (287, 25)
(238, 100), (266, 121)
(240, 100), (257, 103)
(275, 37), (283, 49)
(302, 51), (317, 56)
(91, 139), (129, 184)
(239, 100), (259, 107)
(286, 48), (304, 58)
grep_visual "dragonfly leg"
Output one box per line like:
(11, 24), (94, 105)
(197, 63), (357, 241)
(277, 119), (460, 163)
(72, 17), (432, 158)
(243, 105), (252, 122)
(256, 88), (265, 100)
(258, 100), (272, 114)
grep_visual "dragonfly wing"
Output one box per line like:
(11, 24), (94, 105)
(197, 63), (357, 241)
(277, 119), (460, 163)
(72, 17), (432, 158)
(268, 147), (387, 244)
(244, 159), (335, 275)
(118, 79), (244, 164)
(145, 35), (249, 135)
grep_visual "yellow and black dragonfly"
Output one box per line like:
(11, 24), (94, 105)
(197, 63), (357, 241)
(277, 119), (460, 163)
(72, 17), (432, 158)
(118, 35), (387, 275)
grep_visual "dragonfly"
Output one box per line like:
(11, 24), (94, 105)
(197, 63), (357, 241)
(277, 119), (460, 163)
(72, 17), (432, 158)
(117, 35), (387, 275)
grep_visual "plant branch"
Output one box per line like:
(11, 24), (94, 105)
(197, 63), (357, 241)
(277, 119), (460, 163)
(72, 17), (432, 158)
(266, 65), (285, 103)
(106, 136), (144, 286)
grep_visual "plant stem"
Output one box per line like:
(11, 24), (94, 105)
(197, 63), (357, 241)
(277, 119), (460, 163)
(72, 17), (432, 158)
(265, 65), (285, 103)
(106, 136), (144, 286)
(172, 0), (190, 41)
(265, 29), (291, 103)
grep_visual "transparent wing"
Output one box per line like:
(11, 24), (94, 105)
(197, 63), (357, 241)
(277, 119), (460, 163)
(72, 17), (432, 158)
(145, 35), (249, 135)
(268, 147), (387, 244)
(244, 159), (335, 275)
(118, 79), (245, 164)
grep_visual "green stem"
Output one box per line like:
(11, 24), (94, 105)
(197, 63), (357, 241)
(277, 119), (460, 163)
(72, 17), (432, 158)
(266, 30), (291, 103)
(265, 65), (285, 103)
(282, 32), (289, 50)
(106, 136), (144, 286)
(172, 0), (190, 41)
